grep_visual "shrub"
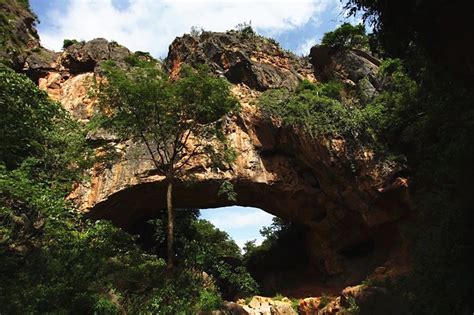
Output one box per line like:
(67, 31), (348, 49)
(259, 80), (364, 138)
(62, 39), (79, 49)
(236, 21), (256, 37)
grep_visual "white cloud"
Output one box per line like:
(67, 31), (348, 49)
(203, 207), (274, 230)
(37, 0), (335, 57)
(296, 37), (318, 55)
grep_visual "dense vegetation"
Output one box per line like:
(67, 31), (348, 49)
(0, 0), (38, 68)
(258, 13), (473, 311)
(342, 1), (474, 314)
(0, 65), (253, 313)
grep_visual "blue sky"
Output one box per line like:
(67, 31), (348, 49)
(29, 0), (362, 248)
(30, 0), (362, 58)
(200, 206), (274, 249)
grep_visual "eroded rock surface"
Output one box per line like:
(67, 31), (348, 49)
(166, 31), (315, 91)
(21, 32), (410, 283)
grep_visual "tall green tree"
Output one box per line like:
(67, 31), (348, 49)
(97, 61), (238, 269)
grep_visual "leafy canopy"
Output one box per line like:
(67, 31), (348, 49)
(96, 61), (239, 178)
(0, 65), (91, 190)
(321, 23), (369, 50)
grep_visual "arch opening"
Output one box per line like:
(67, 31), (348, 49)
(200, 206), (275, 250)
(87, 177), (408, 296)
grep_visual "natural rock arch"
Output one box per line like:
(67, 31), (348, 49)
(31, 34), (410, 284)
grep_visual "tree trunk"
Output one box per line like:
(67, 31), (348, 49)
(166, 180), (174, 271)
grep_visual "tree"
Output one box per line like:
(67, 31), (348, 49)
(97, 61), (238, 270)
(343, 0), (474, 76)
(321, 23), (369, 50)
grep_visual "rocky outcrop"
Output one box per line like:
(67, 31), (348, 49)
(309, 45), (382, 102)
(17, 38), (133, 120)
(166, 31), (315, 91)
(61, 38), (132, 74)
(15, 30), (410, 284)
(0, 0), (41, 69)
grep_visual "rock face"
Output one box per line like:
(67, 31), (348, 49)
(0, 0), (41, 69)
(166, 31), (315, 91)
(309, 45), (382, 102)
(61, 38), (132, 74)
(16, 30), (410, 284)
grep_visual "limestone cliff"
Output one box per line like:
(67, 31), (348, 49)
(8, 23), (410, 285)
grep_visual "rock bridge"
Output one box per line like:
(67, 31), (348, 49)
(30, 33), (410, 282)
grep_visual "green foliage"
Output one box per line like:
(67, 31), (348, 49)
(96, 61), (239, 179)
(143, 270), (222, 314)
(62, 38), (79, 49)
(145, 207), (257, 299)
(273, 293), (284, 301)
(291, 298), (300, 312)
(0, 165), (170, 313)
(359, 59), (418, 139)
(344, 0), (473, 73)
(0, 65), (58, 168)
(0, 0), (38, 67)
(338, 3), (474, 311)
(259, 80), (364, 138)
(96, 59), (240, 271)
(345, 296), (360, 314)
(321, 23), (369, 50)
(198, 289), (224, 311)
(319, 293), (331, 309)
(0, 65), (92, 190)
(93, 296), (119, 314)
(218, 180), (237, 202)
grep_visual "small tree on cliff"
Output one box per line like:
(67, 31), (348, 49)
(96, 60), (238, 270)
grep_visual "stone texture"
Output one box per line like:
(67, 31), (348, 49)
(0, 0), (40, 69)
(166, 31), (316, 91)
(61, 38), (132, 74)
(309, 45), (382, 102)
(236, 296), (296, 315)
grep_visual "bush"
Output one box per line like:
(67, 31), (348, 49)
(243, 217), (309, 295)
(236, 21), (256, 37)
(259, 80), (364, 138)
(62, 39), (79, 49)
